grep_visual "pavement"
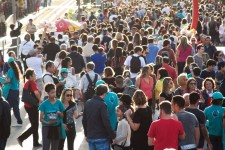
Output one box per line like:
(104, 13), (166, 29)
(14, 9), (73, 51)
(4, 0), (89, 149)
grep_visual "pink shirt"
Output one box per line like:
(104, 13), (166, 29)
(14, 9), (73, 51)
(177, 45), (192, 62)
(140, 76), (154, 100)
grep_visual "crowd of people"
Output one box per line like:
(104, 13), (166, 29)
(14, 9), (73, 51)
(0, 0), (225, 150)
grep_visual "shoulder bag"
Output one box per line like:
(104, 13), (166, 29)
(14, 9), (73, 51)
(21, 81), (39, 106)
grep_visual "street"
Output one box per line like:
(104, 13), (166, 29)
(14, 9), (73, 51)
(4, 0), (89, 149)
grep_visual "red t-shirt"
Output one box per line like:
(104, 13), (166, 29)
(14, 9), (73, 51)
(161, 64), (177, 81)
(24, 81), (39, 108)
(147, 119), (184, 150)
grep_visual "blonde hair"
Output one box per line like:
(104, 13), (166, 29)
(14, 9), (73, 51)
(202, 53), (210, 63)
(177, 73), (187, 86)
(60, 88), (73, 103)
(178, 36), (189, 50)
(162, 77), (173, 94)
(115, 32), (123, 41)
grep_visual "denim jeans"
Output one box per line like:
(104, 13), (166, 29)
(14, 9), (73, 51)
(7, 90), (22, 124)
(87, 138), (110, 150)
(0, 138), (7, 150)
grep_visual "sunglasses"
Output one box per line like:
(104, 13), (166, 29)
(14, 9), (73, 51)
(66, 94), (73, 97)
(189, 82), (196, 86)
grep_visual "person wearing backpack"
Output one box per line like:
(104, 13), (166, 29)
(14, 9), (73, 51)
(124, 46), (146, 84)
(43, 61), (66, 99)
(0, 89), (11, 150)
(80, 62), (101, 103)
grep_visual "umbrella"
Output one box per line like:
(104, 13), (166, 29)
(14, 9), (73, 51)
(55, 19), (81, 32)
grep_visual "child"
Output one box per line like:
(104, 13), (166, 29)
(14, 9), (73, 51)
(113, 105), (131, 149)
(39, 83), (65, 150)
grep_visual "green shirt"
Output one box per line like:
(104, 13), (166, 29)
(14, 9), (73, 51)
(7, 68), (19, 90)
(204, 105), (225, 136)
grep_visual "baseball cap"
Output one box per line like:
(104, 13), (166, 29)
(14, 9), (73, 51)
(60, 68), (69, 73)
(8, 57), (15, 63)
(95, 80), (106, 87)
(212, 92), (225, 100)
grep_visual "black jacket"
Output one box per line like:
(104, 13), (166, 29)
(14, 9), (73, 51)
(43, 43), (60, 61)
(68, 51), (85, 74)
(0, 98), (11, 139)
(82, 96), (115, 140)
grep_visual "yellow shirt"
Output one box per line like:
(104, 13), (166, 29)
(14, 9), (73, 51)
(155, 79), (163, 100)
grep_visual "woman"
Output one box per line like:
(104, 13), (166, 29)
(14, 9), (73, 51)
(54, 50), (67, 75)
(3, 57), (22, 126)
(135, 66), (154, 108)
(102, 67), (116, 88)
(107, 39), (118, 66)
(58, 89), (79, 150)
(111, 47), (126, 76)
(174, 73), (188, 96)
(201, 78), (217, 110)
(176, 36), (192, 75)
(17, 68), (42, 147)
(133, 32), (141, 47)
(153, 55), (163, 76)
(208, 15), (219, 45)
(183, 56), (195, 74)
(155, 68), (168, 105)
(125, 90), (152, 150)
(159, 77), (174, 102)
(39, 83), (65, 150)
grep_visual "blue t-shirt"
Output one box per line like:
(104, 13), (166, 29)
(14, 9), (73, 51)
(146, 44), (159, 64)
(204, 105), (225, 136)
(39, 99), (65, 126)
(104, 92), (119, 130)
(7, 68), (19, 90)
(90, 53), (107, 74)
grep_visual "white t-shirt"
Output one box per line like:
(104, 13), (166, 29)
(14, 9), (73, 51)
(124, 54), (146, 78)
(19, 40), (35, 56)
(26, 57), (43, 79)
(161, 7), (170, 15)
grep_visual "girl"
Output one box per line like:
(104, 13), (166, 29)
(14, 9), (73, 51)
(3, 57), (22, 126)
(58, 88), (79, 150)
(39, 83), (65, 150)
(159, 77), (174, 102)
(113, 105), (131, 150)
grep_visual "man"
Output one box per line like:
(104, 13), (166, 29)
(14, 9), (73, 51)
(204, 92), (225, 150)
(68, 45), (85, 74)
(185, 92), (212, 150)
(26, 49), (44, 92)
(124, 46), (146, 83)
(148, 101), (185, 150)
(89, 11), (97, 22)
(72, 31), (82, 46)
(82, 84), (115, 150)
(43, 37), (60, 61)
(26, 19), (37, 41)
(192, 67), (203, 90)
(19, 34), (35, 71)
(83, 36), (94, 62)
(3, 51), (23, 75)
(146, 37), (159, 64)
(43, 61), (65, 98)
(204, 36), (217, 59)
(172, 95), (200, 150)
(200, 59), (216, 79)
(161, 57), (177, 85)
(80, 62), (101, 103)
(0, 89), (11, 150)
(193, 44), (204, 69)
(101, 28), (112, 51)
(157, 39), (176, 67)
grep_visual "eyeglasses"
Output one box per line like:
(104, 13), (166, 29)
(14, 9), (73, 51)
(66, 94), (73, 97)
(189, 82), (196, 86)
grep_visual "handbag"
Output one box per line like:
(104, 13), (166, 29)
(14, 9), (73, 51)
(21, 81), (39, 106)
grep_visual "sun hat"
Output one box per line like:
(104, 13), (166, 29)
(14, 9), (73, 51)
(95, 80), (106, 87)
(212, 92), (225, 100)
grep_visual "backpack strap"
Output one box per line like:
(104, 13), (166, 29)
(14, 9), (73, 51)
(86, 73), (98, 85)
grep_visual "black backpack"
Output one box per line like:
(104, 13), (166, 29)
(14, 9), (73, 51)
(220, 78), (225, 96)
(84, 74), (98, 100)
(130, 56), (141, 73)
